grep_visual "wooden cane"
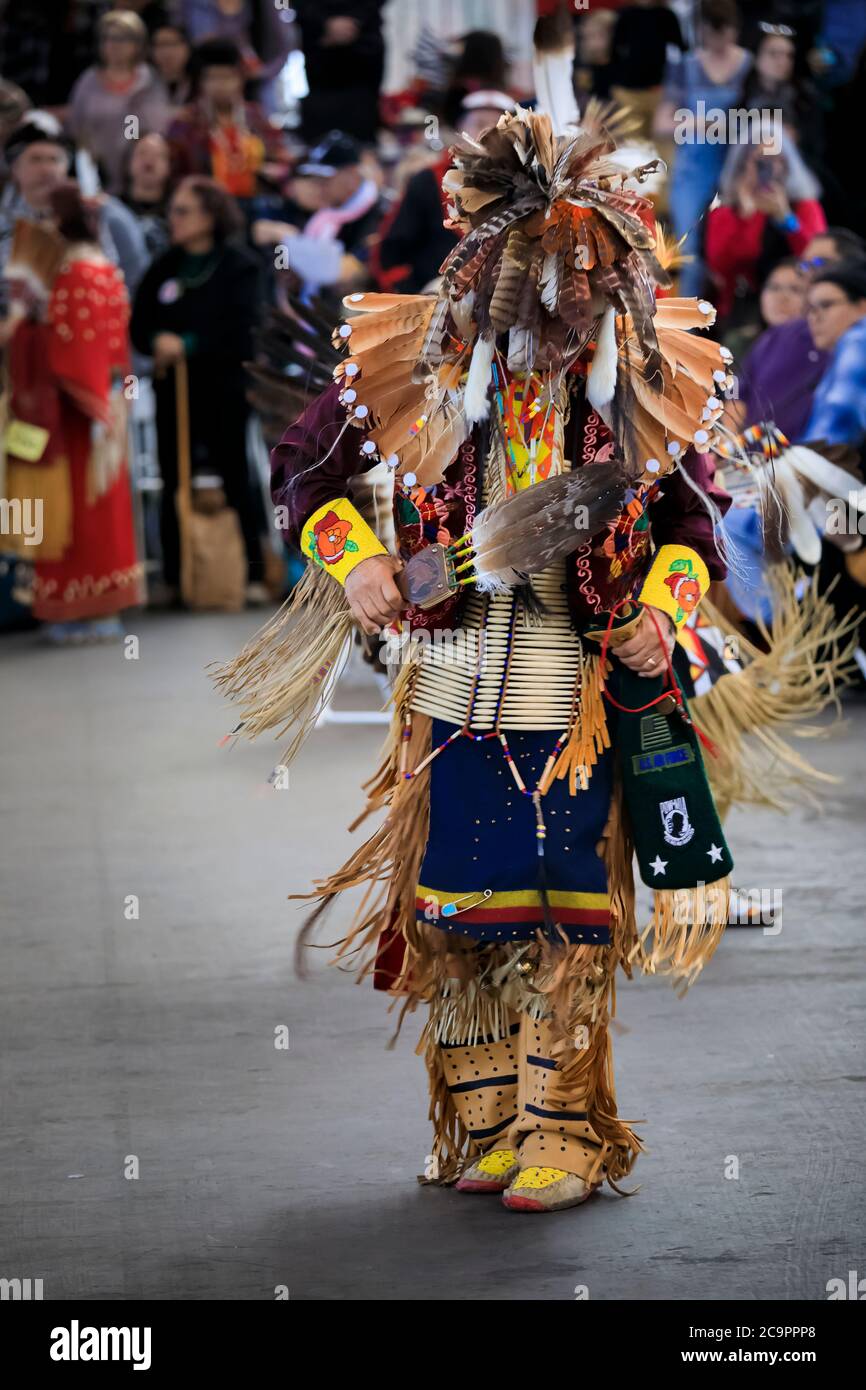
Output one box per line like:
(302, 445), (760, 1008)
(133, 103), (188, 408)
(174, 355), (193, 604)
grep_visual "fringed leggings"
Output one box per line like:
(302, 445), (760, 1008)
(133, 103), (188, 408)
(426, 1004), (642, 1191)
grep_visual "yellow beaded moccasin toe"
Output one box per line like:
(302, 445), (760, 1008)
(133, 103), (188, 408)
(501, 1165), (598, 1213)
(456, 1148), (520, 1194)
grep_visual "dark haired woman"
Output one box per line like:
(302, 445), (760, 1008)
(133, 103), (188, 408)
(440, 29), (510, 129)
(130, 174), (265, 599)
(1, 181), (143, 642)
(151, 23), (193, 109)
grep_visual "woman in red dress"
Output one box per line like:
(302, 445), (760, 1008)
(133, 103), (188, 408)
(2, 182), (143, 642)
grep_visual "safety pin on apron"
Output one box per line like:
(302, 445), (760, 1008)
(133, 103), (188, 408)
(440, 889), (494, 918)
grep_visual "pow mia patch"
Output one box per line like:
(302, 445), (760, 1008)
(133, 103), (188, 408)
(660, 795), (695, 847)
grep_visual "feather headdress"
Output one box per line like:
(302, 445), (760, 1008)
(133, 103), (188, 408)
(331, 108), (729, 488)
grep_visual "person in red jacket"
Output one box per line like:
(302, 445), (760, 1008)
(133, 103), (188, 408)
(705, 133), (826, 326)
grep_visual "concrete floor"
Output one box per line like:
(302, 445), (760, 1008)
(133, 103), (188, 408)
(1, 609), (864, 1301)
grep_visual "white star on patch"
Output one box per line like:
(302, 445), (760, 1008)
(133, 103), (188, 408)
(650, 855), (668, 876)
(707, 844), (724, 863)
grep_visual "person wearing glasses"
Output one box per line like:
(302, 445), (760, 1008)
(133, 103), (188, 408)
(802, 263), (866, 448)
(728, 227), (866, 439)
(150, 23), (193, 110)
(798, 226), (866, 277)
(718, 239), (865, 628)
(800, 262), (866, 666)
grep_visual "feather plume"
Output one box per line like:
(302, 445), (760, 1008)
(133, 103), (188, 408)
(654, 298), (717, 332)
(569, 186), (655, 251)
(532, 9), (579, 136)
(774, 459), (822, 565)
(464, 333), (495, 423)
(488, 233), (527, 334)
(653, 223), (692, 275)
(247, 299), (342, 445)
(576, 97), (641, 145)
(507, 326), (532, 373)
(556, 257), (593, 328)
(783, 445), (866, 510)
(587, 305), (618, 410)
(405, 402), (469, 487)
(449, 288), (475, 339)
(539, 249), (560, 311)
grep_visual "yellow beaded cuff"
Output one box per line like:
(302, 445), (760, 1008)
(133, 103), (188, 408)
(638, 544), (710, 628)
(302, 497), (387, 586)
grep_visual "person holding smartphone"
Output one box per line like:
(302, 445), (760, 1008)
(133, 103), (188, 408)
(705, 134), (827, 326)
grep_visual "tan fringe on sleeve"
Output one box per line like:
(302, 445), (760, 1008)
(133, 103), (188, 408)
(210, 564), (353, 765)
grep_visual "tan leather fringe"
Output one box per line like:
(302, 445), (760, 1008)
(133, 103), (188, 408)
(417, 944), (644, 1190)
(603, 764), (728, 998)
(598, 765), (639, 974)
(630, 876), (731, 996)
(542, 988), (644, 1190)
(416, 739), (645, 1189)
(421, 968), (522, 1047)
(416, 948), (524, 1185)
(348, 661), (419, 829)
(528, 787), (644, 1191)
(210, 563), (353, 765)
(416, 774), (644, 1192)
(545, 652), (612, 793)
(417, 767), (640, 1051)
(417, 1036), (471, 1185)
(692, 568), (858, 816)
(293, 709), (433, 988)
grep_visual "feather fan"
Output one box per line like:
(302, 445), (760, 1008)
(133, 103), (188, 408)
(469, 463), (628, 591)
(730, 440), (866, 567)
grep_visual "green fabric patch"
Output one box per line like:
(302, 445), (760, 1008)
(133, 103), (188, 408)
(615, 667), (733, 891)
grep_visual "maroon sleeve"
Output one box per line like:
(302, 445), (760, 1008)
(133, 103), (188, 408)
(648, 450), (732, 581)
(270, 381), (372, 546)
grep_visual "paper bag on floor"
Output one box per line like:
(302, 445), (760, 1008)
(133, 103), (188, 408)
(179, 500), (246, 612)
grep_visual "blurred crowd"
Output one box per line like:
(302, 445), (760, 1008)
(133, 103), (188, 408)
(0, 0), (865, 648)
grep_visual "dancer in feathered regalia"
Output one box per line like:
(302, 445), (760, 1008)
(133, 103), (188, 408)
(214, 108), (837, 1213)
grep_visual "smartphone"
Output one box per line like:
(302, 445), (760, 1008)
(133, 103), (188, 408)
(756, 160), (778, 189)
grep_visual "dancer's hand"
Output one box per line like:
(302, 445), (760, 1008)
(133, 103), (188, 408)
(344, 555), (405, 635)
(616, 604), (675, 677)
